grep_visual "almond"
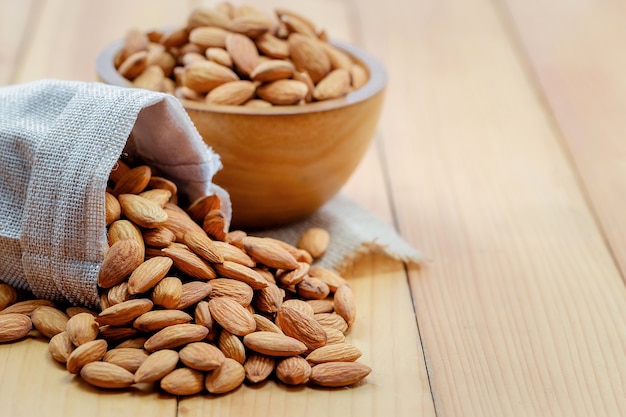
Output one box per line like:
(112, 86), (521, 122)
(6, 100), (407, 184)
(202, 209), (228, 240)
(107, 220), (145, 258)
(333, 284), (356, 327)
(138, 188), (172, 207)
(314, 313), (349, 334)
(308, 267), (347, 292)
(208, 297), (256, 336)
(48, 331), (75, 363)
(148, 176), (178, 196)
(256, 79), (308, 105)
(309, 362), (371, 387)
(176, 281), (213, 309)
(306, 298), (335, 314)
(97, 298), (154, 327)
(288, 33), (331, 83)
(214, 261), (268, 289)
(296, 277), (330, 300)
(0, 299), (54, 316)
(250, 59), (294, 82)
(118, 193), (169, 228)
(116, 336), (149, 349)
(111, 165), (151, 196)
(66, 339), (108, 374)
(276, 306), (326, 351)
(211, 241), (255, 267)
(188, 7), (231, 30)
(133, 65), (165, 91)
(189, 26), (230, 48)
(80, 361), (135, 389)
(281, 299), (314, 317)
(209, 278), (254, 306)
(98, 325), (138, 342)
(313, 68), (351, 101)
(244, 353), (275, 383)
(134, 349), (180, 383)
(98, 238), (145, 288)
(276, 356), (311, 385)
(65, 306), (97, 318)
(179, 342), (225, 371)
(292, 70), (314, 102)
(118, 50), (148, 80)
(253, 314), (283, 334)
(306, 342), (362, 364)
(133, 309), (192, 332)
(255, 32), (289, 59)
(144, 323), (209, 352)
(65, 312), (99, 346)
(127, 256), (173, 295)
(0, 313), (32, 342)
(227, 14), (274, 38)
(151, 276), (183, 309)
(161, 367), (205, 396)
(206, 80), (256, 105)
(275, 262), (309, 287)
(242, 236), (299, 270)
(206, 47), (234, 67)
(218, 330), (246, 364)
(105, 192), (121, 225)
(103, 347), (149, 373)
(350, 63), (368, 89)
(105, 281), (133, 306)
(204, 358), (245, 394)
(225, 33), (259, 77)
(183, 231), (224, 264)
(187, 194), (222, 222)
(297, 227), (330, 259)
(324, 328), (346, 345)
(193, 300), (216, 340)
(252, 282), (283, 313)
(162, 246), (217, 280)
(142, 227), (176, 248)
(319, 42), (354, 70)
(0, 284), (16, 311)
(243, 331), (307, 356)
(280, 14), (317, 37)
(162, 204), (206, 241)
(182, 60), (239, 93)
(31, 306), (69, 339)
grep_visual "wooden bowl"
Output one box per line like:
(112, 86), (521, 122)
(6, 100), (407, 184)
(96, 39), (386, 229)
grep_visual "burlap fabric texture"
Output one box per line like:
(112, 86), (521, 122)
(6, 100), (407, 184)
(0, 79), (228, 309)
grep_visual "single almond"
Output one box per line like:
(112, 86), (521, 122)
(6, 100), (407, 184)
(308, 266), (347, 292)
(176, 281), (213, 309)
(162, 204), (206, 241)
(206, 47), (234, 67)
(225, 33), (259, 77)
(288, 33), (331, 83)
(0, 299), (55, 316)
(280, 14), (317, 37)
(218, 330), (246, 364)
(107, 220), (145, 258)
(293, 70), (314, 102)
(204, 357), (246, 394)
(250, 59), (294, 82)
(98, 238), (145, 288)
(98, 325), (138, 342)
(105, 281), (133, 306)
(97, 298), (154, 327)
(253, 314), (283, 334)
(133, 309), (192, 332)
(306, 298), (335, 314)
(276, 306), (327, 351)
(296, 277), (331, 300)
(66, 339), (108, 374)
(29, 306), (68, 339)
(182, 60), (239, 93)
(65, 307), (97, 318)
(183, 231), (224, 263)
(324, 327), (346, 345)
(118, 50), (148, 80)
(151, 276), (183, 309)
(80, 361), (135, 389)
(314, 313), (349, 334)
(202, 209), (228, 240)
(209, 278), (254, 306)
(282, 299), (314, 316)
(211, 241), (255, 267)
(350, 63), (368, 89)
(206, 80), (256, 105)
(297, 227), (330, 259)
(105, 192), (121, 226)
(115, 336), (149, 349)
(133, 65), (165, 91)
(306, 342), (362, 364)
(179, 342), (225, 371)
(187, 194), (222, 223)
(243, 331), (307, 356)
(162, 246), (217, 280)
(148, 176), (178, 196)
(111, 165), (151, 196)
(0, 284), (16, 311)
(188, 7), (231, 30)
(134, 349), (180, 383)
(242, 236), (299, 270)
(333, 284), (356, 327)
(208, 297), (256, 336)
(161, 367), (205, 396)
(103, 347), (149, 373)
(227, 14), (274, 38)
(256, 79), (308, 105)
(127, 256), (173, 295)
(313, 68), (351, 101)
(0, 313), (32, 342)
(252, 282), (283, 313)
(138, 188), (172, 207)
(144, 323), (209, 352)
(118, 193), (168, 228)
(244, 353), (275, 383)
(309, 362), (371, 387)
(48, 331), (75, 363)
(276, 356), (312, 385)
(214, 261), (268, 289)
(319, 42), (354, 70)
(189, 26), (230, 48)
(255, 32), (289, 59)
(65, 312), (99, 346)
(143, 227), (177, 248)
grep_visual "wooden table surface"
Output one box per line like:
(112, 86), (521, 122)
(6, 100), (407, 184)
(2, 0), (626, 416)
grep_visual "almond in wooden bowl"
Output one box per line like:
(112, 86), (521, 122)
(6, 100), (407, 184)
(95, 7), (386, 229)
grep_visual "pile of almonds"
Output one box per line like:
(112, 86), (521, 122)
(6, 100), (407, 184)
(0, 159), (370, 395)
(115, 3), (368, 106)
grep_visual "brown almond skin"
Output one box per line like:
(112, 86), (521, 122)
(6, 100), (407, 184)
(309, 362), (371, 387)
(127, 256), (173, 295)
(98, 238), (144, 288)
(0, 313), (32, 342)
(333, 284), (356, 327)
(105, 192), (121, 226)
(0, 299), (54, 316)
(242, 236), (299, 270)
(66, 339), (108, 374)
(297, 227), (330, 259)
(111, 165), (151, 196)
(176, 281), (213, 310)
(218, 330), (246, 364)
(144, 324), (209, 352)
(305, 343), (362, 364)
(208, 297), (256, 336)
(80, 362), (134, 389)
(30, 306), (69, 339)
(209, 278), (254, 306)
(205, 358), (245, 394)
(151, 276), (183, 309)
(276, 356), (312, 385)
(107, 220), (145, 258)
(48, 331), (75, 363)
(0, 284), (17, 311)
(133, 309), (192, 332)
(276, 306), (327, 351)
(118, 194), (169, 229)
(162, 246), (217, 280)
(243, 331), (307, 356)
(183, 231), (224, 264)
(65, 312), (99, 347)
(288, 33), (331, 83)
(134, 349), (179, 383)
(179, 342), (225, 371)
(213, 261), (268, 289)
(103, 347), (149, 373)
(255, 79), (308, 105)
(244, 353), (275, 384)
(161, 367), (205, 396)
(97, 298), (154, 327)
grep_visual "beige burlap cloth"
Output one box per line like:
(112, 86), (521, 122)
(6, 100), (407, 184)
(0, 79), (423, 310)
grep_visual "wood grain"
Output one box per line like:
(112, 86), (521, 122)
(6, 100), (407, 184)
(0, 0), (36, 84)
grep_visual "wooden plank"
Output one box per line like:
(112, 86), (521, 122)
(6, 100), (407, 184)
(352, 0), (626, 415)
(179, 255), (435, 417)
(0, 0), (36, 84)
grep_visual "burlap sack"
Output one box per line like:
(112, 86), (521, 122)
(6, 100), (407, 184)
(0, 79), (229, 309)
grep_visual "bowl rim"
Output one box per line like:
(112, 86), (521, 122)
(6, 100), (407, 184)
(96, 36), (387, 115)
